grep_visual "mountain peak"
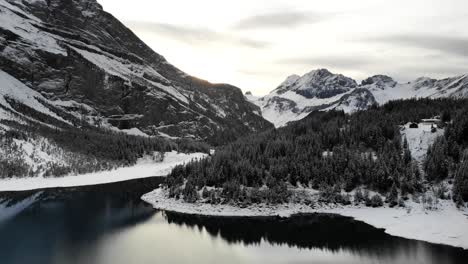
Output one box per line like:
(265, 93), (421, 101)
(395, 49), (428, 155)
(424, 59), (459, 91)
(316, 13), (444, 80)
(271, 69), (357, 99)
(304, 68), (332, 78)
(293, 69), (357, 99)
(361, 75), (397, 89)
(279, 74), (300, 87)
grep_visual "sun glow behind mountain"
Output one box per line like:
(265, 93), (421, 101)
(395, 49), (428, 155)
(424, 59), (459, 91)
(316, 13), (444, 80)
(98, 0), (468, 95)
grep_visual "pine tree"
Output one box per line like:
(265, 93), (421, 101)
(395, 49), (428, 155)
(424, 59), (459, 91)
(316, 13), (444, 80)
(387, 183), (399, 207)
(403, 137), (412, 165)
(424, 137), (450, 182)
(454, 158), (468, 203)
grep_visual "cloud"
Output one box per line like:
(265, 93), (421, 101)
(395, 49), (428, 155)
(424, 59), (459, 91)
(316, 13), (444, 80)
(237, 68), (284, 77)
(366, 35), (468, 58)
(390, 64), (468, 80)
(234, 11), (326, 30)
(277, 55), (374, 69)
(276, 54), (468, 82)
(125, 21), (269, 48)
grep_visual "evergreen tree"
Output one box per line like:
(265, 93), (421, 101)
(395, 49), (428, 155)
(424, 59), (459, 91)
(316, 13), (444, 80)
(454, 156), (468, 202)
(403, 137), (412, 165)
(387, 183), (399, 207)
(424, 137), (450, 182)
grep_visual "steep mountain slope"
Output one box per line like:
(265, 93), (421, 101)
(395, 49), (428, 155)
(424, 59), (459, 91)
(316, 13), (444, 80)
(251, 69), (468, 127)
(0, 68), (212, 179)
(0, 0), (272, 143)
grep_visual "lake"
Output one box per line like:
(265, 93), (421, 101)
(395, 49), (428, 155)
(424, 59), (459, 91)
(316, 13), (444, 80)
(0, 178), (467, 264)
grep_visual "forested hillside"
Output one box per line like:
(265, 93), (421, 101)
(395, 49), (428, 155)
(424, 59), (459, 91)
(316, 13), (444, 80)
(0, 94), (209, 179)
(166, 98), (468, 206)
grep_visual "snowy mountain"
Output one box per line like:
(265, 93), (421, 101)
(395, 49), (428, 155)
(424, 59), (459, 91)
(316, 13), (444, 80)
(0, 0), (272, 142)
(251, 69), (468, 127)
(274, 69), (357, 99)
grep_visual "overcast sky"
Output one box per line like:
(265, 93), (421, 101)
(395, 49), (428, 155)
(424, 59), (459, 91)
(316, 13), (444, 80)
(97, 0), (468, 95)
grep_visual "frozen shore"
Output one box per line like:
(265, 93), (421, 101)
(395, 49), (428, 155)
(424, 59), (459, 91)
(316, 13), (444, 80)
(0, 151), (206, 191)
(142, 187), (468, 250)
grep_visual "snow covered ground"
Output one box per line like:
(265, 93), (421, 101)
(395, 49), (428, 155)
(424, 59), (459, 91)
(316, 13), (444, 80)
(142, 188), (468, 250)
(401, 122), (444, 163)
(0, 151), (207, 191)
(252, 90), (350, 128)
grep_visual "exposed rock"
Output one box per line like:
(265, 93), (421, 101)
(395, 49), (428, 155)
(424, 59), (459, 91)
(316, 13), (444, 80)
(0, 0), (273, 143)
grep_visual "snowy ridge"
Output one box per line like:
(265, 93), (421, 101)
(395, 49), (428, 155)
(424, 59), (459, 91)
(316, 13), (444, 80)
(251, 70), (468, 127)
(0, 70), (71, 125)
(0, 1), (66, 55)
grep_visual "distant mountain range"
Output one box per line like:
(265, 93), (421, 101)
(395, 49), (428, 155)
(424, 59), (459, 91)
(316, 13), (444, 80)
(247, 69), (468, 127)
(1, 0), (467, 137)
(0, 0), (272, 143)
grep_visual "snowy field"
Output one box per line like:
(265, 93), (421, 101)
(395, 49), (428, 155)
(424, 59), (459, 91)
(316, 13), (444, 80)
(0, 151), (206, 191)
(142, 188), (468, 250)
(401, 122), (444, 163)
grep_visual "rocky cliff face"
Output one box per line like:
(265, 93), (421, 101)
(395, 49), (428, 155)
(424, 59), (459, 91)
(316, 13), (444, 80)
(0, 0), (272, 143)
(252, 69), (468, 127)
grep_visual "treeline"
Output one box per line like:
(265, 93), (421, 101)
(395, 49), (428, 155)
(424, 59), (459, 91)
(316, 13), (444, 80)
(167, 98), (468, 205)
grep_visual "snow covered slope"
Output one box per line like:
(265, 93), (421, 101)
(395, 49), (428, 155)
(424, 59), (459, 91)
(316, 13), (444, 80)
(0, 151), (207, 191)
(0, 0), (272, 141)
(0, 70), (75, 126)
(251, 70), (468, 127)
(366, 75), (468, 105)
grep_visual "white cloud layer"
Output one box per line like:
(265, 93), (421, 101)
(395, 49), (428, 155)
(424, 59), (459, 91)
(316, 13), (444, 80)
(98, 0), (468, 95)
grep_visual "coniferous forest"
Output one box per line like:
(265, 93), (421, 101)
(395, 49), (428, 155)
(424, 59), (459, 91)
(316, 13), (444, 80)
(167, 98), (468, 205)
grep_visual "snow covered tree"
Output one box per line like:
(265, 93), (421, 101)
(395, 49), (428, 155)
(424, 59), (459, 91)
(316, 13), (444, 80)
(424, 137), (450, 182)
(403, 137), (412, 165)
(387, 183), (399, 207)
(183, 179), (198, 203)
(454, 156), (468, 203)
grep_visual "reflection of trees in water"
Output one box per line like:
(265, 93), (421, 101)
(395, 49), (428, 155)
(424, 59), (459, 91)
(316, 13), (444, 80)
(165, 212), (468, 264)
(0, 189), (156, 264)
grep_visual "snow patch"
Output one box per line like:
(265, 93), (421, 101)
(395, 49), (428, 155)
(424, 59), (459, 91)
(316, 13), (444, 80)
(0, 70), (71, 125)
(120, 127), (148, 137)
(0, 1), (66, 55)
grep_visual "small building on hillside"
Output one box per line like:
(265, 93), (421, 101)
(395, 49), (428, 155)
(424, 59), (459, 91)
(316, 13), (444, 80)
(409, 122), (419, 129)
(421, 118), (441, 124)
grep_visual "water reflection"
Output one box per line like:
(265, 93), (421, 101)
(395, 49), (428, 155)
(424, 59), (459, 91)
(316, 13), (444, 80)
(166, 212), (468, 264)
(0, 179), (467, 264)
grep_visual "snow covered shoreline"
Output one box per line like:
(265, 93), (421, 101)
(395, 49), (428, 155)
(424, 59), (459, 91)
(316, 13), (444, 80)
(0, 151), (207, 192)
(142, 187), (468, 250)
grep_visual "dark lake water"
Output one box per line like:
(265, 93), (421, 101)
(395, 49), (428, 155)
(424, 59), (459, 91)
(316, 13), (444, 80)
(0, 178), (467, 264)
